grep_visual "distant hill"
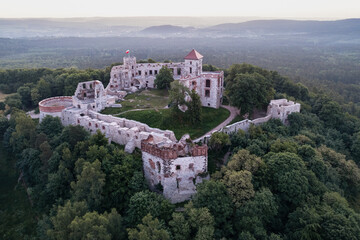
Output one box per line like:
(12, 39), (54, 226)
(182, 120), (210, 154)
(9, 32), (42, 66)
(206, 19), (360, 35)
(141, 25), (194, 34)
(0, 17), (359, 38)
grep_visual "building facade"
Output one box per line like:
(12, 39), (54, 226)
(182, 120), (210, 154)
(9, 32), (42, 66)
(106, 49), (224, 108)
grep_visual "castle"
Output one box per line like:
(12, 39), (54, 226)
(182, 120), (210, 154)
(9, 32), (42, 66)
(38, 50), (300, 203)
(106, 49), (224, 108)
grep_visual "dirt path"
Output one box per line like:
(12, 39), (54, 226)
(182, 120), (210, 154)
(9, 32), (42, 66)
(194, 105), (240, 142)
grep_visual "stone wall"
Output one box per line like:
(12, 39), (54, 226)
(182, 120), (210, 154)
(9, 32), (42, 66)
(142, 151), (208, 203)
(107, 51), (224, 109)
(61, 108), (177, 153)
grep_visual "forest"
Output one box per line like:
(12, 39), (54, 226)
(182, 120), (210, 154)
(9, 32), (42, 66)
(1, 60), (360, 239)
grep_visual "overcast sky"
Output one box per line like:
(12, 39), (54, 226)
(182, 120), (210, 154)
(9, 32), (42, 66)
(1, 0), (359, 19)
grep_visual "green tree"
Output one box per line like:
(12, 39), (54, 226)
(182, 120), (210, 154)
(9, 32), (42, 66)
(38, 115), (63, 138)
(4, 94), (22, 109)
(71, 160), (106, 210)
(127, 214), (170, 240)
(60, 125), (89, 149)
(47, 201), (88, 240)
(169, 213), (191, 240)
(222, 170), (255, 208)
(0, 101), (5, 110)
(36, 78), (52, 100)
(168, 81), (189, 119)
(208, 131), (231, 152)
(192, 180), (233, 238)
(17, 86), (33, 108)
(155, 66), (174, 90)
(170, 203), (215, 240)
(126, 190), (174, 226)
(10, 111), (36, 152)
(69, 209), (125, 240)
(226, 72), (274, 115)
(187, 90), (202, 124)
(227, 149), (264, 173)
(0, 116), (9, 136)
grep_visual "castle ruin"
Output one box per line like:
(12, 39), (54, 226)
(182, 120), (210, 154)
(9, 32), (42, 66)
(38, 50), (300, 203)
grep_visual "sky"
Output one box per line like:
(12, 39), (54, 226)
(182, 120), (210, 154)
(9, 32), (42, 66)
(1, 0), (359, 19)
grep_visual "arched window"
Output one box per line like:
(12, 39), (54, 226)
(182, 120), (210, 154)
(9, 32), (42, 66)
(206, 79), (211, 88)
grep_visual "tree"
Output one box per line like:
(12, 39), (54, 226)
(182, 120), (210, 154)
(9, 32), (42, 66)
(36, 78), (52, 100)
(10, 111), (36, 152)
(0, 116), (9, 136)
(168, 81), (189, 118)
(60, 125), (89, 149)
(154, 66), (174, 90)
(4, 94), (22, 109)
(265, 152), (311, 207)
(17, 86), (33, 108)
(187, 90), (202, 124)
(126, 190), (174, 226)
(222, 170), (255, 208)
(227, 149), (263, 173)
(47, 201), (88, 240)
(192, 180), (234, 238)
(38, 115), (63, 138)
(69, 209), (125, 240)
(169, 213), (191, 240)
(208, 132), (231, 152)
(235, 188), (278, 239)
(127, 214), (170, 240)
(71, 160), (106, 210)
(169, 203), (215, 240)
(0, 101), (5, 110)
(226, 72), (274, 115)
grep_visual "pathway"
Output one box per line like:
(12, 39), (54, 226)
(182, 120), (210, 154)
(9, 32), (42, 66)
(194, 105), (240, 142)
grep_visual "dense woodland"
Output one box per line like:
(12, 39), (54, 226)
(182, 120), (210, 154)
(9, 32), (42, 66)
(1, 61), (360, 239)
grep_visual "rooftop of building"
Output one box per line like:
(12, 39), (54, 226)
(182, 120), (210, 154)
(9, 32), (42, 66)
(184, 49), (203, 60)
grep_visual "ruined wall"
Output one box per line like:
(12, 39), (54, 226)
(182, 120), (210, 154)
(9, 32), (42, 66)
(61, 108), (176, 153)
(267, 99), (301, 124)
(142, 150), (208, 203)
(107, 53), (224, 109)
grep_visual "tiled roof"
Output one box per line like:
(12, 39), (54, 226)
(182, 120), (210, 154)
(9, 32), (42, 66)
(184, 49), (203, 60)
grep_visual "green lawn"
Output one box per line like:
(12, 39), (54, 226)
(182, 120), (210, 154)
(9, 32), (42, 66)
(121, 107), (230, 139)
(101, 89), (169, 115)
(0, 144), (37, 239)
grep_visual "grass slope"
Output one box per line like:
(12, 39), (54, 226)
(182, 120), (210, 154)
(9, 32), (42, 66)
(121, 107), (230, 139)
(101, 89), (169, 115)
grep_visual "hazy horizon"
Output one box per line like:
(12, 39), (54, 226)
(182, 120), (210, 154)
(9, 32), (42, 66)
(2, 0), (359, 19)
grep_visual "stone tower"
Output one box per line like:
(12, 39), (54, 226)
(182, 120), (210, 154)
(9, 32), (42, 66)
(184, 49), (203, 77)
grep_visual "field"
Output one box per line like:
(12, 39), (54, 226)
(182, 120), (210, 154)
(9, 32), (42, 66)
(121, 107), (230, 139)
(101, 89), (169, 115)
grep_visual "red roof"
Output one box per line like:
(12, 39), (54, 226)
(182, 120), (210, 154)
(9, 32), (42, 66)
(184, 49), (203, 60)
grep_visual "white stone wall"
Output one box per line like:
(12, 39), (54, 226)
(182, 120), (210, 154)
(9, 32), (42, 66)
(60, 108), (176, 153)
(107, 53), (224, 109)
(267, 99), (301, 124)
(142, 151), (208, 203)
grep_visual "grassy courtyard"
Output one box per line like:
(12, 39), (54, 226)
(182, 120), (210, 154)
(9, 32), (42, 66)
(101, 89), (169, 115)
(121, 107), (230, 139)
